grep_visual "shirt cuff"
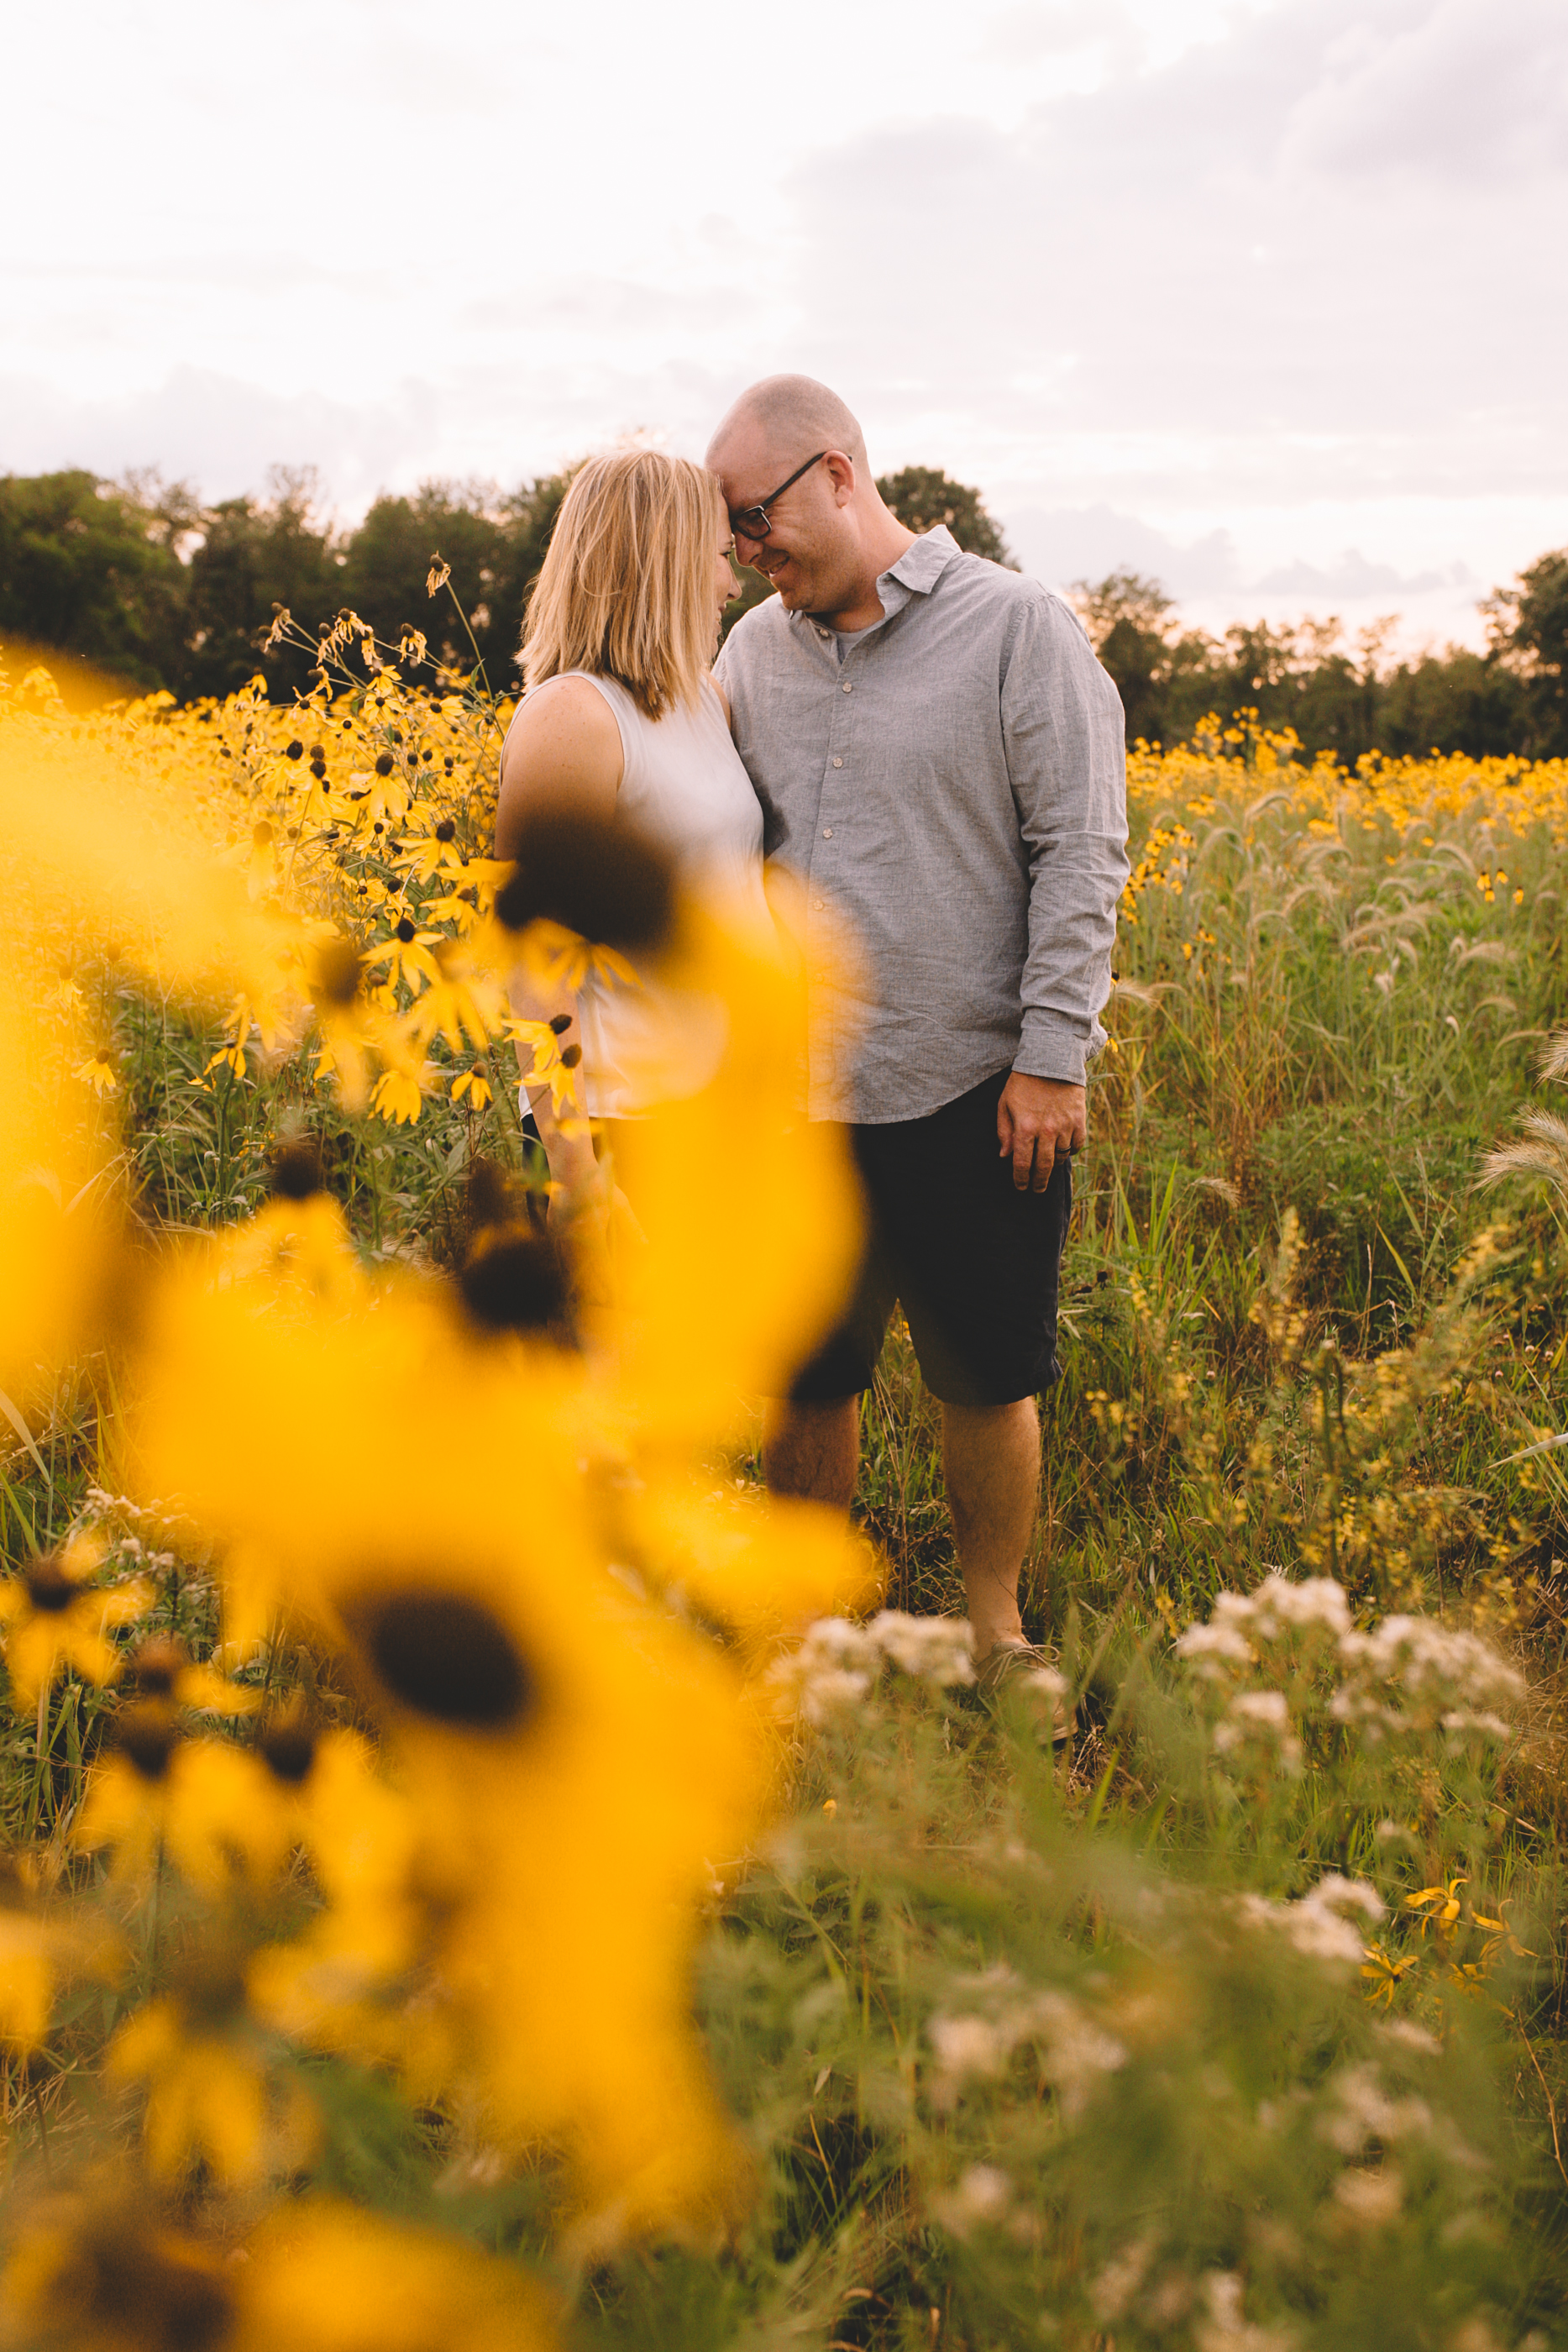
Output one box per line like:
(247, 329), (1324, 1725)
(1013, 1011), (1099, 1089)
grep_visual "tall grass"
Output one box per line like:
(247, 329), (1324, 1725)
(3, 661), (1568, 2348)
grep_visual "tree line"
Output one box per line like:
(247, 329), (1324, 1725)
(0, 461), (1562, 759)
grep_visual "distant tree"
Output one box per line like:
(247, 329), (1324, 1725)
(340, 485), (505, 681)
(483, 474), (572, 687)
(1070, 570), (1214, 748)
(337, 474), (571, 695)
(1375, 647), (1528, 759)
(875, 466), (1015, 565)
(0, 470), (191, 690)
(181, 468), (340, 701)
(1486, 549), (1568, 758)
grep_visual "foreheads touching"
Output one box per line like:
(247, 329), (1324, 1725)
(705, 375), (868, 522)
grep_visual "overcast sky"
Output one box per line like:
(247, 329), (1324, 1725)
(6, 0), (1564, 648)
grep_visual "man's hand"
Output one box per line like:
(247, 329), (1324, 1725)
(997, 1073), (1086, 1192)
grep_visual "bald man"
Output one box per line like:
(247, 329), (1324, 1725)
(709, 375), (1129, 1709)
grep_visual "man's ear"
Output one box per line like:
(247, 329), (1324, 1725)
(823, 450), (857, 505)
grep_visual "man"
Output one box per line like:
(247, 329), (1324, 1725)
(708, 375), (1129, 1702)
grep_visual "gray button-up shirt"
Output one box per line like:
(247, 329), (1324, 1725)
(714, 527), (1130, 1123)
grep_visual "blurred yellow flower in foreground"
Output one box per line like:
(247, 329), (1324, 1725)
(108, 1986), (277, 2188)
(130, 1261), (766, 2234)
(0, 2190), (557, 2352)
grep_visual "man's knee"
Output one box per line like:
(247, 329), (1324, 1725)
(763, 1394), (860, 1509)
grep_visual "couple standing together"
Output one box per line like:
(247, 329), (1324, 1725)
(496, 374), (1130, 1703)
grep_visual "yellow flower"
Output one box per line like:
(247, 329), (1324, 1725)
(73, 1053), (118, 1095)
(401, 937), (499, 1055)
(591, 896), (863, 1446)
(130, 1268), (764, 2233)
(1, 2190), (553, 2352)
(74, 1709), (290, 1893)
(236, 2199), (559, 2352)
(108, 1982), (275, 2187)
(0, 1537), (152, 1709)
(0, 1909), (55, 2050)
(449, 1064), (492, 1110)
(366, 916), (443, 995)
(370, 1065), (427, 1123)
(1360, 1940), (1420, 2006)
(621, 1478), (880, 1664)
(0, 2192), (237, 2352)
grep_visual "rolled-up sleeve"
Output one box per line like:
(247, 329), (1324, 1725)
(999, 596), (1130, 1089)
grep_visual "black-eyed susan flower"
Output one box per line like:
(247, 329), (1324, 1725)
(0, 2192), (238, 2352)
(0, 1536), (151, 1710)
(129, 1260), (761, 2233)
(74, 1706), (288, 1895)
(0, 1851), (121, 2055)
(107, 1950), (294, 2189)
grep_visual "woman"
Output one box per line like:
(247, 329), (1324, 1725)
(494, 449), (765, 1203)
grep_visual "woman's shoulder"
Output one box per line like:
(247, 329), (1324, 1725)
(506, 672), (625, 754)
(497, 674), (625, 833)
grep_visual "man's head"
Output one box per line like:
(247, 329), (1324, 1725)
(706, 375), (910, 625)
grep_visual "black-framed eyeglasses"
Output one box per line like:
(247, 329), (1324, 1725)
(727, 451), (827, 545)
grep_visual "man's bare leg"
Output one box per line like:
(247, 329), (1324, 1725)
(763, 1396), (859, 1510)
(941, 1397), (1041, 1662)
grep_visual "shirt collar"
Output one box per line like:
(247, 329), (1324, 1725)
(881, 523), (962, 596)
(786, 524), (962, 640)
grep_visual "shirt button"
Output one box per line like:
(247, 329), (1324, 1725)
(832, 756), (843, 768)
(812, 897), (825, 911)
(842, 681), (852, 693)
(822, 827), (834, 838)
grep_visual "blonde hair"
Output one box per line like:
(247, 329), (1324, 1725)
(521, 449), (726, 721)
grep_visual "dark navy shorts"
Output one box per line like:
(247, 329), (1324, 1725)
(789, 1069), (1072, 1410)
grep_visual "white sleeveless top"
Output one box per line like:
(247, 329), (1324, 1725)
(504, 670), (768, 1119)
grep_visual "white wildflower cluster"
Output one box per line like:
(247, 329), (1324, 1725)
(1176, 1574), (1350, 1683)
(1177, 1577), (1523, 1755)
(764, 1618), (879, 1725)
(1332, 1616), (1524, 1743)
(1317, 2061), (1434, 2155)
(928, 2161), (1014, 2239)
(1331, 2165), (1404, 2229)
(928, 1965), (1126, 2119)
(765, 1610), (975, 1725)
(1090, 2236), (1197, 2331)
(1240, 1874), (1385, 1969)
(868, 1609), (975, 1686)
(1196, 2271), (1297, 2352)
(1212, 1688), (1303, 1773)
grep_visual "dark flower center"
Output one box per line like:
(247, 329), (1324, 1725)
(286, 738), (304, 760)
(358, 1591), (534, 1730)
(118, 1704), (180, 1782)
(312, 937), (364, 1010)
(24, 1557), (76, 1614)
(260, 1719), (317, 1783)
(459, 1228), (572, 1342)
(270, 1140), (325, 1200)
(494, 806), (675, 952)
(375, 751), (395, 776)
(395, 916), (417, 944)
(130, 1639), (186, 1698)
(435, 818), (456, 842)
(75, 2218), (234, 2351)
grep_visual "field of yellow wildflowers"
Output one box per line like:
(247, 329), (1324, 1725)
(2, 618), (1568, 2352)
